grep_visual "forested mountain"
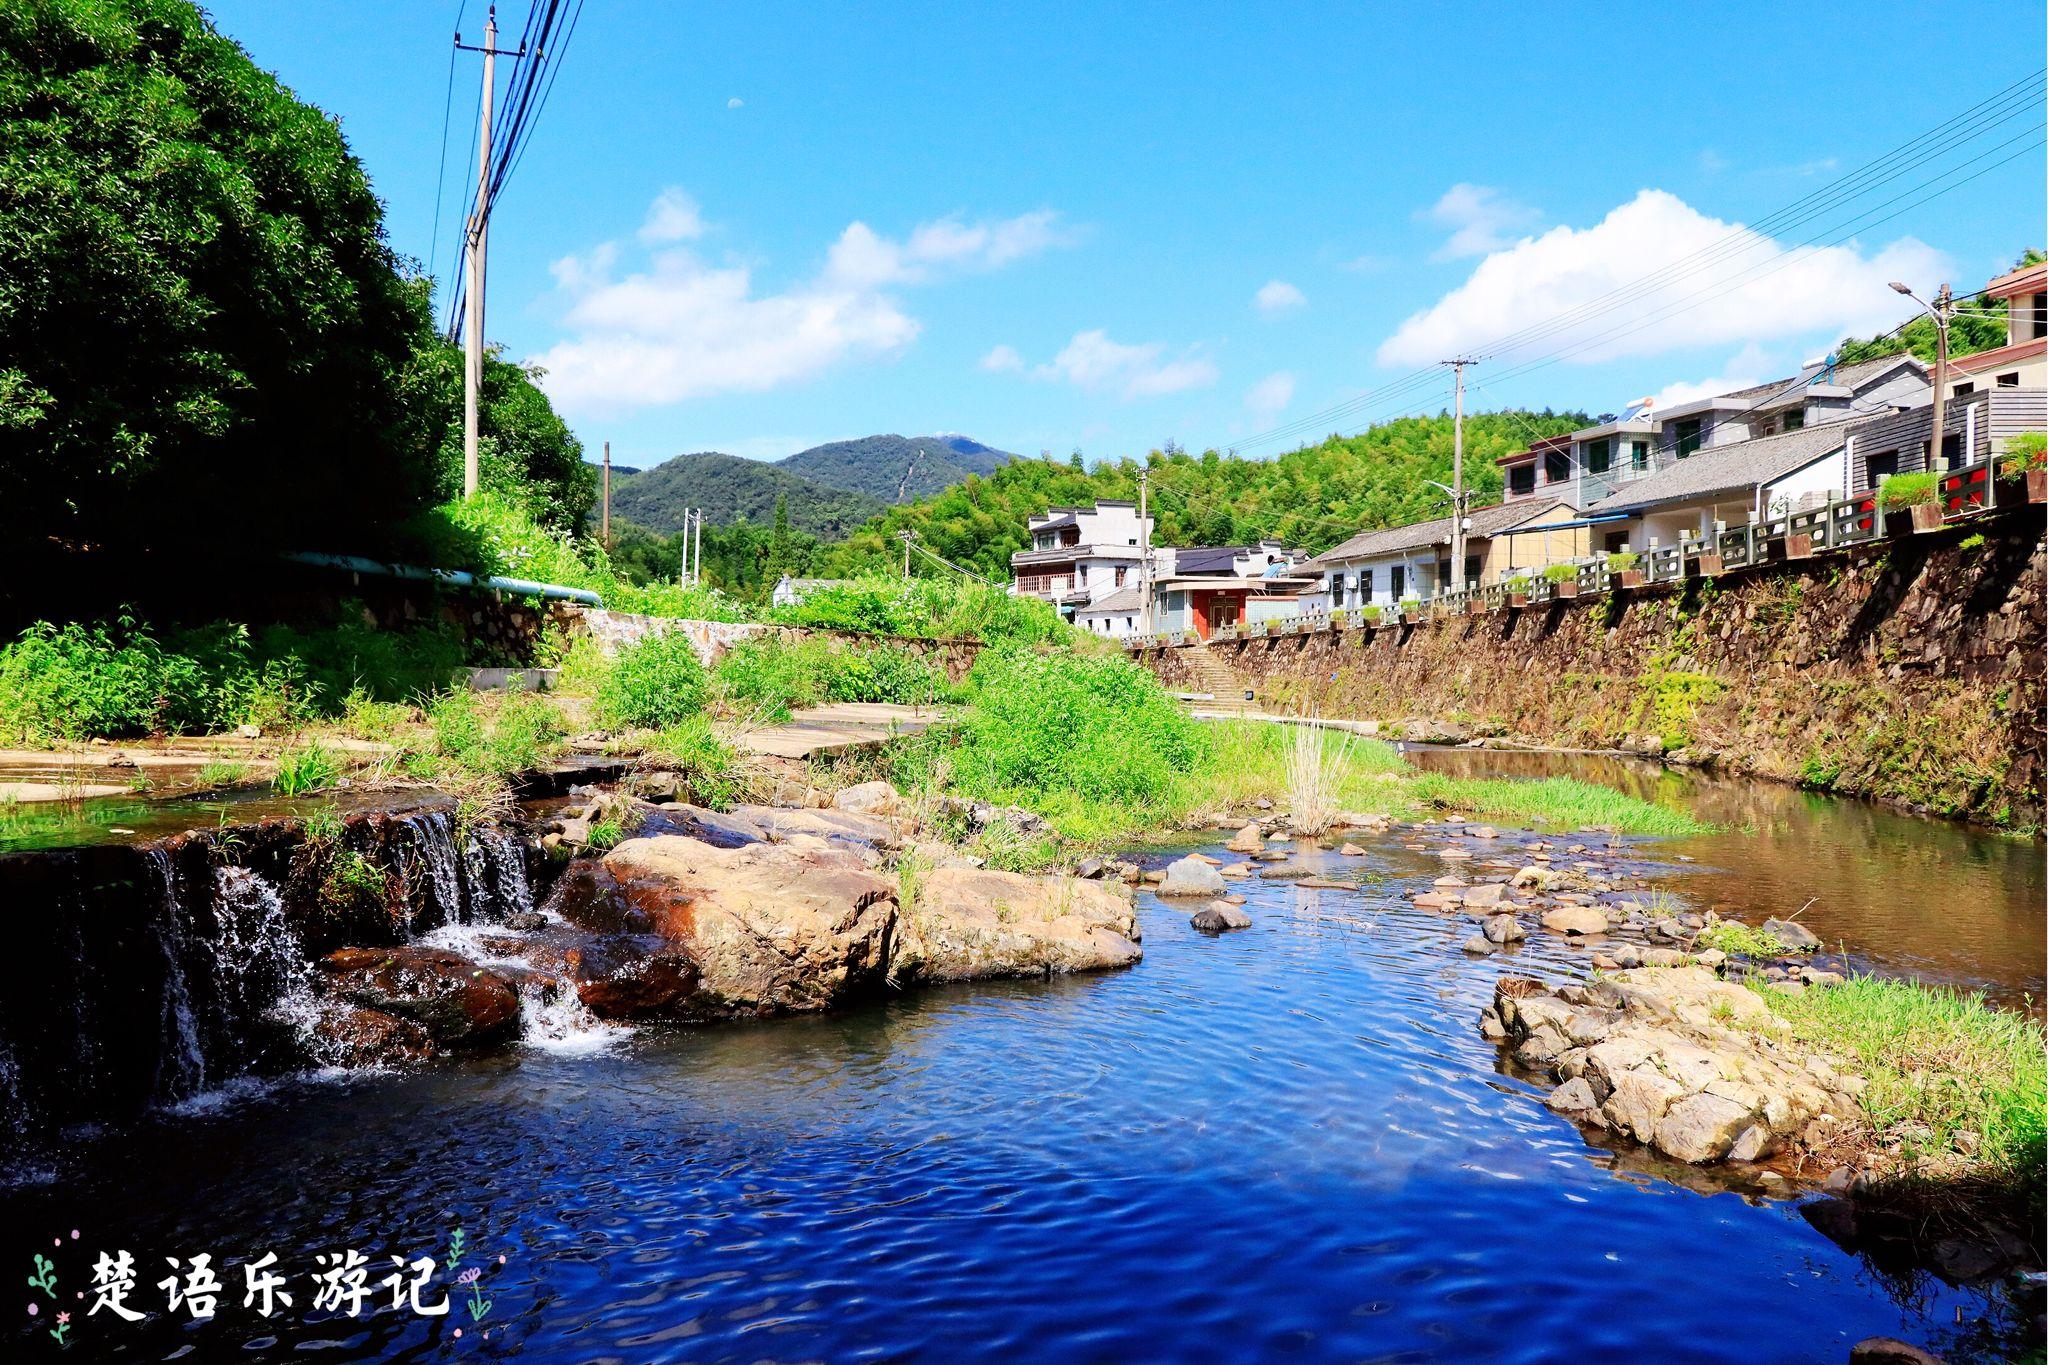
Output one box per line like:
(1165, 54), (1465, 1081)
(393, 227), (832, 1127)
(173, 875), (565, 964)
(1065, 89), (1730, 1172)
(778, 434), (1017, 503)
(819, 411), (1588, 581)
(607, 452), (884, 538)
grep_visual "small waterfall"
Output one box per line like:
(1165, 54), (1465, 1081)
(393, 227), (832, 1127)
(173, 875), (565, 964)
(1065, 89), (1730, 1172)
(147, 848), (208, 1104)
(210, 866), (318, 1048)
(466, 824), (534, 922)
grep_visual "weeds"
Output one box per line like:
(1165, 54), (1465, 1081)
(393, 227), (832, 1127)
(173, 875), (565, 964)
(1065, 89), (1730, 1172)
(273, 742), (342, 796)
(1411, 774), (1708, 836)
(595, 632), (707, 730)
(1696, 918), (1799, 958)
(196, 759), (250, 789)
(1285, 720), (1356, 836)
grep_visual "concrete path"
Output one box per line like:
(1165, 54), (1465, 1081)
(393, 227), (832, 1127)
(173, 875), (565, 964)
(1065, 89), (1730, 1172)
(734, 702), (941, 759)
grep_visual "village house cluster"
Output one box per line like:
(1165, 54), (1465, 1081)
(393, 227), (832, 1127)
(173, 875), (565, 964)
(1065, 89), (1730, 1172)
(1013, 260), (2047, 641)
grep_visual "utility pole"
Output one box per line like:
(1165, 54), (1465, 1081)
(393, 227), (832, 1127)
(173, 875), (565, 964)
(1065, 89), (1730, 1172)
(601, 440), (611, 549)
(455, 9), (522, 499)
(692, 506), (703, 588)
(903, 530), (914, 579)
(1889, 280), (1954, 475)
(1443, 358), (1474, 591)
(1137, 467), (1152, 634)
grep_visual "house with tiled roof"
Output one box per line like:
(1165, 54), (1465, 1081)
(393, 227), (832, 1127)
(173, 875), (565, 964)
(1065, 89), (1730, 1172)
(1944, 259), (2047, 399)
(1584, 420), (1860, 548)
(1303, 498), (1579, 609)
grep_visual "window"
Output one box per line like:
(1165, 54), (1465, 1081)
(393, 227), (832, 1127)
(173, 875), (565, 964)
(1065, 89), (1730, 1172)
(1782, 409), (1804, 432)
(1629, 440), (1649, 472)
(1543, 448), (1571, 483)
(1674, 418), (1704, 457)
(1464, 554), (1481, 583)
(1953, 382), (1976, 397)
(1508, 463), (1536, 495)
(1997, 372), (2021, 387)
(1942, 432), (1964, 469)
(1124, 617), (1132, 630)
(1114, 566), (1127, 586)
(1360, 567), (1373, 600)
(2022, 295), (2047, 341)
(1603, 531), (1630, 553)
(1585, 438), (1612, 474)
(1866, 449), (1899, 485)
(1390, 565), (1405, 598)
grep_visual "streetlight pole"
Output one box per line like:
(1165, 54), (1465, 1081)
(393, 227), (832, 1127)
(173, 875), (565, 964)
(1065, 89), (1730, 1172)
(1890, 280), (1953, 473)
(1137, 467), (1152, 634)
(1442, 358), (1474, 591)
(454, 9), (522, 500)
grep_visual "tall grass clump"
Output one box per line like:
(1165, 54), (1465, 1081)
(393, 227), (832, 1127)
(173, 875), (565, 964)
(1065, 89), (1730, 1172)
(595, 632), (708, 730)
(1286, 720), (1358, 835)
(641, 716), (756, 810)
(426, 690), (566, 779)
(1762, 977), (2045, 1205)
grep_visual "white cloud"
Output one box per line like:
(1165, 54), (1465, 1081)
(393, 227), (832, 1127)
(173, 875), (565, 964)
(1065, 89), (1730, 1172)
(1246, 371), (1295, 419)
(1253, 279), (1306, 315)
(1339, 252), (1393, 273)
(1377, 189), (1947, 368)
(1028, 329), (1218, 400)
(638, 188), (705, 244)
(726, 97), (744, 110)
(533, 195), (1073, 411)
(979, 344), (1024, 373)
(1648, 343), (1777, 409)
(1421, 183), (1541, 260)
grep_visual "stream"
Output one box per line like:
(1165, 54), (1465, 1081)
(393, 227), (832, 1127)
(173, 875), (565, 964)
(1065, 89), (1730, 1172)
(0, 750), (2039, 1362)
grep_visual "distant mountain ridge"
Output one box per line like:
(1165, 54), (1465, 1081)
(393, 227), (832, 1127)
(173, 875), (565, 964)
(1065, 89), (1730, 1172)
(778, 433), (1017, 504)
(594, 433), (1017, 538)
(607, 452), (884, 538)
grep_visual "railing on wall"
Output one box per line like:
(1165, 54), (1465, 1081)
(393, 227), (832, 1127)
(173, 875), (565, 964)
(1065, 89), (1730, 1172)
(1119, 483), (2031, 651)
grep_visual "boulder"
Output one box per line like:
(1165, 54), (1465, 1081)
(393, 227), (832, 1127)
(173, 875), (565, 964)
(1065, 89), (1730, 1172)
(1461, 935), (1495, 955)
(1482, 914), (1525, 944)
(318, 947), (521, 1048)
(1461, 882), (1507, 909)
(559, 934), (705, 1020)
(1190, 902), (1253, 933)
(1545, 1076), (1599, 1114)
(1654, 1090), (1755, 1163)
(305, 1003), (433, 1067)
(1338, 842), (1366, 856)
(1541, 905), (1608, 936)
(1226, 824), (1266, 853)
(1762, 917), (1822, 951)
(1848, 1341), (1943, 1365)
(604, 835), (897, 1015)
(894, 867), (1143, 980)
(731, 803), (898, 853)
(833, 780), (902, 817)
(1157, 854), (1228, 897)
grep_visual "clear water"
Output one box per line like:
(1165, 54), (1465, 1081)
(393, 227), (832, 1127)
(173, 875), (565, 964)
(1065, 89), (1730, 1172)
(3, 809), (2028, 1361)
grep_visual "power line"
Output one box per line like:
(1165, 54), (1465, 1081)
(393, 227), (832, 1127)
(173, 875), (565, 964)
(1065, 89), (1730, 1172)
(1227, 72), (2045, 455)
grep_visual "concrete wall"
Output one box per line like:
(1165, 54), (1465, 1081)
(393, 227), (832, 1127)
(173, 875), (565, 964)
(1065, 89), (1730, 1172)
(1133, 516), (2046, 829)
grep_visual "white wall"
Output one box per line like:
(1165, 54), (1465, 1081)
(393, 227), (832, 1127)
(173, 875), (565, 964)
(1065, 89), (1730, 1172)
(1762, 450), (1847, 512)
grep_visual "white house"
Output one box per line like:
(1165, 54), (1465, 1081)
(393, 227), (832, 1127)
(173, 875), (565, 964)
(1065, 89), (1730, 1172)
(1010, 501), (1155, 621)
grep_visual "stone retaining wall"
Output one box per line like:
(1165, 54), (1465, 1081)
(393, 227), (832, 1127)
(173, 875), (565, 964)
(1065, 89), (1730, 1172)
(1133, 515), (2046, 829)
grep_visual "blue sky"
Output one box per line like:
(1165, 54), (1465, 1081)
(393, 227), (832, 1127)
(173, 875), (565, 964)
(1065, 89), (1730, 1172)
(207, 1), (2045, 469)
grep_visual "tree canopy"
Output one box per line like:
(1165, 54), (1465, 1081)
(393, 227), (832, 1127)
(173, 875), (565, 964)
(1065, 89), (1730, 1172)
(0, 0), (446, 557)
(1836, 249), (2045, 366)
(818, 411), (1587, 581)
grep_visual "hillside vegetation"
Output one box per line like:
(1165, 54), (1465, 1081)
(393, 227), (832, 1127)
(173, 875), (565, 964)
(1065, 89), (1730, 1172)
(779, 433), (1016, 503)
(819, 412), (1586, 581)
(609, 451), (884, 538)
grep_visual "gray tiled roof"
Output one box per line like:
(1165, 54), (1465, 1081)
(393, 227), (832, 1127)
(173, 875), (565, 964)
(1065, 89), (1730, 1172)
(1076, 586), (1143, 613)
(1307, 499), (1568, 567)
(1588, 421), (1849, 514)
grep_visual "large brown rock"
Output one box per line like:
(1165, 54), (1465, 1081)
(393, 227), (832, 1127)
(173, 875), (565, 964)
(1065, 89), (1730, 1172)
(894, 866), (1142, 983)
(604, 835), (897, 1015)
(318, 947), (521, 1048)
(731, 804), (898, 852)
(305, 1003), (433, 1067)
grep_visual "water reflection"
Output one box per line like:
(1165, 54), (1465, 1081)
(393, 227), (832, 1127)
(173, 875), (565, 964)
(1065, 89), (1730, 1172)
(1405, 745), (2046, 1005)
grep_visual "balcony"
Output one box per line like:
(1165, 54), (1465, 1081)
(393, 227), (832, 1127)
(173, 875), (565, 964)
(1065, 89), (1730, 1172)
(1015, 573), (1076, 596)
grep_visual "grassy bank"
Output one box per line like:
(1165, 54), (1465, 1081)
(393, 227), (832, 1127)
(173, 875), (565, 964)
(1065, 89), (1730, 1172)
(1760, 976), (2046, 1212)
(1410, 773), (1710, 837)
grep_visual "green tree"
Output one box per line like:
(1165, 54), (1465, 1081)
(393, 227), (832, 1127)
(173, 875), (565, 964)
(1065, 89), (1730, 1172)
(1837, 249), (2045, 366)
(0, 0), (443, 559)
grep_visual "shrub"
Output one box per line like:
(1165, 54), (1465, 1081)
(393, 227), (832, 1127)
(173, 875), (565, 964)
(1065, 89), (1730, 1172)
(1542, 563), (1579, 583)
(1502, 575), (1532, 593)
(939, 645), (1203, 808)
(1999, 431), (2045, 478)
(1877, 471), (1938, 509)
(273, 742), (342, 796)
(768, 576), (1070, 645)
(643, 716), (750, 810)
(595, 632), (707, 729)
(427, 690), (566, 778)
(714, 635), (954, 720)
(1606, 551), (1639, 573)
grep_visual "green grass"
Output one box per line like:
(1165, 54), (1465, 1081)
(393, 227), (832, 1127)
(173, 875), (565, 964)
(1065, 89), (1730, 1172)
(639, 716), (752, 810)
(272, 742), (342, 797)
(196, 759), (251, 789)
(713, 634), (957, 722)
(1760, 976), (2045, 1195)
(766, 575), (1071, 645)
(1409, 773), (1709, 836)
(594, 632), (707, 730)
(1877, 470), (1938, 509)
(425, 690), (567, 780)
(1696, 918), (1802, 957)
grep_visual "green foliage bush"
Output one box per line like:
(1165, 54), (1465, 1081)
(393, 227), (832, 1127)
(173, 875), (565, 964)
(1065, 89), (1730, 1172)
(0, 611), (461, 743)
(933, 646), (1203, 808)
(1542, 563), (1580, 583)
(1999, 431), (2045, 478)
(714, 635), (954, 720)
(426, 690), (565, 778)
(272, 741), (341, 797)
(643, 716), (748, 810)
(595, 632), (708, 729)
(769, 576), (1069, 645)
(1877, 471), (1938, 509)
